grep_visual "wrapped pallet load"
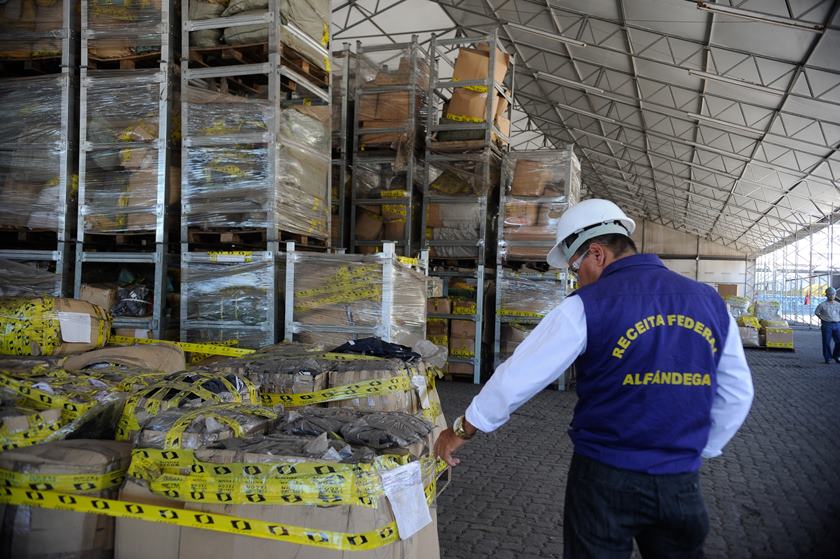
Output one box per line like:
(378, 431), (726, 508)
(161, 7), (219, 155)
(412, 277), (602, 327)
(0, 76), (68, 233)
(119, 410), (441, 559)
(289, 251), (427, 349)
(0, 296), (111, 356)
(183, 86), (329, 241)
(0, 439), (132, 559)
(87, 0), (166, 58)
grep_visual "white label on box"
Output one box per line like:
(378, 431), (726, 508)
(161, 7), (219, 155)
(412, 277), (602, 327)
(380, 462), (431, 540)
(57, 312), (92, 343)
(134, 329), (150, 339)
(412, 375), (431, 409)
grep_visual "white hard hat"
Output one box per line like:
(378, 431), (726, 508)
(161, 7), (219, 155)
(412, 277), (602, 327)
(547, 199), (636, 268)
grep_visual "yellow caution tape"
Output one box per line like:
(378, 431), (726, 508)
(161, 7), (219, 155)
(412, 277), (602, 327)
(109, 336), (256, 357)
(450, 78), (488, 93)
(163, 404), (279, 450)
(0, 412), (64, 451)
(208, 251), (254, 263)
(427, 336), (448, 346)
(445, 112), (486, 124)
(498, 309), (545, 318)
(450, 349), (475, 359)
(0, 373), (94, 420)
(0, 467), (126, 493)
(0, 486), (402, 551)
(0, 297), (109, 356)
(397, 256), (420, 267)
(260, 375), (412, 407)
(452, 303), (477, 315)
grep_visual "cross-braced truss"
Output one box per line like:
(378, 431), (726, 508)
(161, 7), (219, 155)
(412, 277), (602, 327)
(332, 0), (840, 256)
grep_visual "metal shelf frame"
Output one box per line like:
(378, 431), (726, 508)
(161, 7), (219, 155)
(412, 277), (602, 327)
(493, 144), (580, 390)
(0, 0), (79, 296)
(421, 32), (514, 384)
(73, 0), (177, 338)
(349, 36), (427, 257)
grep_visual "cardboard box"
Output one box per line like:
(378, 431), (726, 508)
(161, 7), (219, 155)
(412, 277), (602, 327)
(511, 160), (553, 196)
(62, 343), (187, 374)
(505, 225), (555, 242)
(449, 336), (475, 358)
(355, 206), (383, 241)
(504, 200), (539, 227)
(115, 327), (153, 339)
(79, 284), (118, 312)
(448, 362), (474, 376)
(427, 298), (451, 315)
(426, 318), (448, 336)
(446, 88), (499, 123)
(450, 319), (475, 339)
(115, 480), (183, 559)
(451, 299), (477, 316)
(359, 120), (406, 147)
(329, 367), (418, 414)
(452, 46), (510, 86)
(383, 219), (406, 240)
(0, 440), (132, 559)
(376, 91), (411, 121)
(357, 91), (379, 121)
(495, 114), (511, 143)
(537, 203), (566, 227)
(762, 327), (793, 349)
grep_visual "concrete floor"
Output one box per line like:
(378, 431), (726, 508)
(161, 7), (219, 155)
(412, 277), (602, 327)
(434, 327), (840, 558)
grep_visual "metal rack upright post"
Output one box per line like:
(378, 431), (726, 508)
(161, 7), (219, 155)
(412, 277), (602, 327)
(421, 33), (514, 384)
(350, 37), (428, 257)
(179, 0), (331, 348)
(74, 0), (177, 338)
(493, 145), (581, 389)
(0, 0), (79, 296)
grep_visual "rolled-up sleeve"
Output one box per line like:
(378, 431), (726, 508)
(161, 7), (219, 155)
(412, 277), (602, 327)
(702, 313), (754, 458)
(465, 295), (587, 433)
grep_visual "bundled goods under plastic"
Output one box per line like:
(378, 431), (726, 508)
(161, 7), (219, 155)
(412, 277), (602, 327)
(501, 150), (581, 263)
(0, 0), (67, 59)
(0, 75), (71, 233)
(353, 159), (423, 246)
(357, 46), (429, 149)
(499, 322), (535, 359)
(184, 86), (330, 240)
(498, 275), (563, 320)
(0, 260), (61, 297)
(81, 70), (180, 234)
(86, 0), (168, 58)
(0, 296), (111, 356)
(181, 255), (277, 349)
(186, 0), (331, 71)
(289, 251), (427, 349)
(0, 439), (132, 559)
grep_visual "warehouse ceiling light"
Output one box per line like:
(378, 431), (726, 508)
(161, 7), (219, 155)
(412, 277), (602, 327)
(695, 1), (825, 33)
(535, 71), (606, 94)
(505, 22), (588, 47)
(686, 113), (764, 136)
(688, 69), (786, 95)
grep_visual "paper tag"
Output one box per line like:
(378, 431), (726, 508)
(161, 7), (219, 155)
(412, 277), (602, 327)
(412, 375), (431, 409)
(134, 329), (150, 339)
(380, 462), (431, 540)
(57, 312), (92, 343)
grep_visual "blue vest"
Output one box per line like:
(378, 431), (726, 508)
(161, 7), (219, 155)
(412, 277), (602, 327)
(571, 254), (730, 474)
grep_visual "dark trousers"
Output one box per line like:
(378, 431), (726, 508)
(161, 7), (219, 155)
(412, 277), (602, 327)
(820, 322), (840, 362)
(564, 454), (708, 559)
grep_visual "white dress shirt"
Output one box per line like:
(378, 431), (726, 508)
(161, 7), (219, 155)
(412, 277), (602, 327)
(465, 295), (754, 459)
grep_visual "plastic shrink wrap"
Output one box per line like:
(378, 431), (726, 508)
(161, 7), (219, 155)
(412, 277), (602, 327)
(0, 75), (70, 232)
(0, 260), (62, 296)
(0, 0), (68, 59)
(86, 0), (167, 59)
(497, 276), (563, 319)
(290, 252), (427, 348)
(184, 87), (330, 240)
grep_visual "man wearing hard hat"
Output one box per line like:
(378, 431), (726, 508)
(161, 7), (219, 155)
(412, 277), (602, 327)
(436, 199), (754, 558)
(815, 287), (840, 364)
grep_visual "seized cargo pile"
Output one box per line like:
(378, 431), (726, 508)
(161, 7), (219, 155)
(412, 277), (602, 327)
(0, 296), (448, 558)
(728, 297), (794, 350)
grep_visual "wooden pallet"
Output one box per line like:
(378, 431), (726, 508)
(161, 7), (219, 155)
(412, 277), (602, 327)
(429, 139), (501, 153)
(87, 51), (164, 70)
(82, 231), (159, 249)
(187, 42), (328, 89)
(186, 227), (329, 251)
(0, 54), (63, 76)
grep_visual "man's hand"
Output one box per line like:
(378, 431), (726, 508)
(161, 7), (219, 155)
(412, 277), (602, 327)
(435, 428), (468, 467)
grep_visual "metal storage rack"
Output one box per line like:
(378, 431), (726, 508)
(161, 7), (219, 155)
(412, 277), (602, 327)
(284, 241), (429, 347)
(0, 0), (79, 296)
(73, 0), (177, 338)
(493, 145), (581, 389)
(179, 0), (331, 346)
(350, 36), (428, 257)
(421, 33), (514, 384)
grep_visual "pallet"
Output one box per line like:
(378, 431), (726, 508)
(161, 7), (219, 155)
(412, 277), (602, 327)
(186, 227), (329, 251)
(744, 345), (796, 352)
(0, 227), (61, 250)
(187, 42), (328, 90)
(0, 54), (63, 76)
(87, 51), (164, 70)
(82, 231), (159, 250)
(429, 139), (502, 153)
